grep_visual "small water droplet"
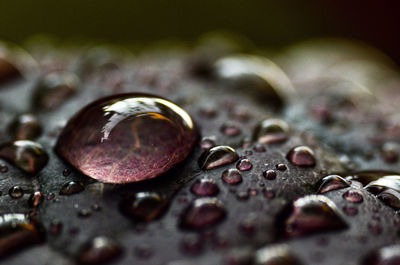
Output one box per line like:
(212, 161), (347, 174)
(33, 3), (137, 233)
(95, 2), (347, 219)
(361, 244), (400, 265)
(180, 198), (226, 230)
(47, 192), (55, 200)
(282, 195), (348, 238)
(256, 244), (303, 265)
(253, 118), (289, 144)
(236, 159), (252, 171)
(0, 140), (48, 174)
(316, 175), (350, 194)
(343, 206), (358, 216)
(276, 163), (287, 171)
(239, 218), (257, 237)
(190, 178), (219, 196)
(62, 168), (71, 176)
(8, 114), (42, 140)
(199, 145), (239, 170)
(134, 244), (153, 259)
(77, 236), (122, 265)
(381, 142), (399, 163)
(119, 192), (167, 222)
(59, 181), (84, 195)
(9, 186), (23, 198)
(343, 190), (363, 203)
(32, 71), (80, 111)
(78, 209), (92, 218)
(0, 164), (8, 173)
(263, 189), (275, 199)
(287, 146), (316, 167)
(263, 170), (277, 180)
(221, 123), (241, 136)
(199, 137), (216, 150)
(236, 191), (250, 201)
(49, 220), (63, 235)
(56, 93), (197, 183)
(224, 247), (254, 265)
(253, 144), (266, 152)
(222, 168), (243, 185)
(92, 204), (101, 211)
(180, 234), (204, 255)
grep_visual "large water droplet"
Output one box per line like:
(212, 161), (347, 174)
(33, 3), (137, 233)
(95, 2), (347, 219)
(362, 244), (400, 265)
(190, 178), (219, 196)
(0, 140), (49, 174)
(55, 93), (197, 183)
(8, 114), (42, 140)
(9, 186), (24, 199)
(282, 195), (348, 238)
(286, 146), (316, 167)
(316, 175), (350, 194)
(198, 146), (239, 170)
(32, 71), (80, 111)
(0, 213), (44, 258)
(77, 236), (122, 265)
(253, 119), (289, 144)
(255, 244), (303, 265)
(365, 175), (400, 210)
(180, 198), (226, 230)
(0, 58), (21, 85)
(119, 192), (167, 222)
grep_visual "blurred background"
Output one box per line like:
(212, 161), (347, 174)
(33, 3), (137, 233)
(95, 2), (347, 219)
(0, 0), (400, 63)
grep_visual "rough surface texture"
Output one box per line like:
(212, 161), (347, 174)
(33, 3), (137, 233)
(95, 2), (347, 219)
(0, 38), (399, 265)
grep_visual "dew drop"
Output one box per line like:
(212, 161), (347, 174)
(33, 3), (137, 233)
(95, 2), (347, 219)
(119, 192), (167, 222)
(0, 57), (21, 85)
(276, 164), (287, 171)
(255, 244), (303, 265)
(343, 190), (363, 203)
(180, 198), (226, 230)
(190, 178), (219, 197)
(263, 189), (275, 199)
(77, 236), (122, 265)
(0, 164), (8, 173)
(78, 209), (92, 218)
(253, 118), (289, 144)
(343, 206), (358, 216)
(59, 181), (84, 195)
(199, 137), (216, 150)
(282, 195), (348, 238)
(0, 140), (48, 174)
(365, 175), (400, 210)
(9, 186), (24, 199)
(32, 71), (80, 111)
(239, 218), (257, 237)
(236, 159), (252, 171)
(316, 175), (350, 194)
(62, 168), (71, 176)
(55, 93), (197, 183)
(199, 145), (239, 170)
(221, 123), (241, 136)
(8, 114), (42, 140)
(263, 170), (277, 180)
(361, 244), (400, 265)
(286, 146), (316, 167)
(222, 168), (243, 185)
(180, 234), (204, 255)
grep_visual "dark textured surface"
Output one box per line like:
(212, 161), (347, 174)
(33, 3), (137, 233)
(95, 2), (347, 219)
(0, 38), (400, 265)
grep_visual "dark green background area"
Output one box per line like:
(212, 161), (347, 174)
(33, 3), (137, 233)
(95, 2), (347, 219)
(0, 0), (399, 61)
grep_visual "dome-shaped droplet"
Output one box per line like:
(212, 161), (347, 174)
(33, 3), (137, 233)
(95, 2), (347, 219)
(119, 192), (167, 222)
(236, 159), (252, 171)
(0, 140), (49, 174)
(286, 146), (316, 167)
(8, 114), (42, 140)
(253, 119), (290, 144)
(55, 93), (197, 183)
(198, 146), (239, 170)
(190, 178), (219, 196)
(32, 71), (80, 111)
(263, 170), (277, 180)
(180, 198), (226, 230)
(222, 168), (243, 185)
(362, 244), (400, 265)
(255, 244), (304, 265)
(77, 236), (122, 265)
(0, 213), (44, 258)
(59, 181), (84, 195)
(0, 58), (21, 85)
(343, 190), (363, 203)
(316, 175), (350, 194)
(282, 195), (348, 238)
(365, 175), (400, 210)
(199, 137), (216, 150)
(9, 185), (24, 198)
